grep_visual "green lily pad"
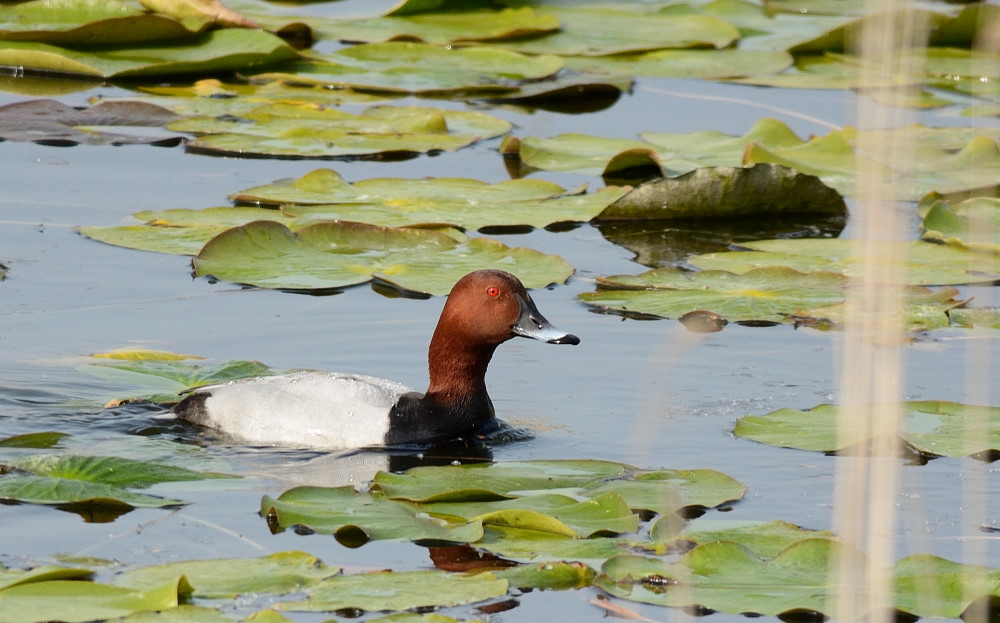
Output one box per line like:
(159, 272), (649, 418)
(113, 551), (340, 599)
(372, 459), (633, 503)
(79, 207), (286, 256)
(260, 485), (485, 546)
(689, 238), (1000, 286)
(0, 432), (69, 449)
(734, 400), (1000, 458)
(0, 29), (298, 79)
(580, 266), (847, 324)
(676, 519), (836, 559)
(596, 538), (867, 616)
(422, 491), (639, 537)
(310, 6), (559, 45)
(495, 6), (740, 56)
(500, 132), (656, 176)
(0, 565), (94, 591)
(275, 569), (507, 612)
(176, 103), (511, 159)
(0, 577), (185, 623)
(596, 163), (846, 221)
(254, 42), (562, 95)
(894, 554), (1000, 619)
(564, 48), (793, 80)
(493, 561), (595, 591)
(583, 469), (746, 516)
(949, 307), (1000, 329)
(476, 525), (663, 565)
(115, 604), (237, 623)
(921, 196), (1000, 253)
(77, 358), (276, 404)
(0, 0), (210, 46)
(192, 220), (574, 295)
(0, 475), (185, 508)
(236, 168), (629, 230)
(8, 454), (231, 489)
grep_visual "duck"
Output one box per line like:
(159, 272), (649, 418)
(173, 270), (579, 448)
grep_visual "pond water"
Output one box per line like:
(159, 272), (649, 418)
(1, 26), (999, 623)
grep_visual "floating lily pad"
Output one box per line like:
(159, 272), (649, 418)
(596, 164), (846, 221)
(583, 469), (746, 516)
(596, 539), (866, 616)
(676, 519), (836, 558)
(236, 168), (629, 230)
(949, 307), (1000, 329)
(192, 220), (574, 295)
(580, 266), (847, 324)
(0, 98), (180, 146)
(0, 0), (210, 46)
(0, 432), (69, 449)
(422, 491), (639, 537)
(311, 8), (560, 46)
(476, 525), (663, 565)
(9, 454), (231, 489)
(260, 485), (485, 546)
(564, 48), (793, 80)
(275, 569), (507, 612)
(734, 400), (1000, 458)
(175, 103), (511, 159)
(689, 238), (1000, 286)
(0, 475), (185, 509)
(0, 577), (185, 623)
(493, 561), (595, 591)
(372, 459), (633, 503)
(78, 357), (276, 404)
(112, 551), (339, 599)
(0, 29), (298, 79)
(500, 133), (657, 176)
(894, 554), (1000, 619)
(0, 565), (94, 591)
(921, 195), (1000, 254)
(254, 42), (562, 95)
(494, 6), (740, 56)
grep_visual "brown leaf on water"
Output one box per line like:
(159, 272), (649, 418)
(137, 0), (260, 29)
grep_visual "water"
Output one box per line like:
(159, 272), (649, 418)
(1, 68), (998, 621)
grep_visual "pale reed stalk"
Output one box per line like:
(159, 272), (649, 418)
(831, 3), (927, 621)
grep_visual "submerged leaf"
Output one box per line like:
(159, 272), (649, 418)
(0, 99), (180, 146)
(192, 220), (573, 295)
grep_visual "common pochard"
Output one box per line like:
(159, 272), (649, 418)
(173, 270), (579, 448)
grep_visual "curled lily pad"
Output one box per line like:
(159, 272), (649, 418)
(175, 103), (511, 159)
(0, 99), (180, 146)
(112, 551), (339, 599)
(920, 195), (1000, 254)
(192, 220), (574, 295)
(0, 0), (210, 46)
(310, 7), (560, 46)
(275, 569), (507, 612)
(0, 29), (298, 79)
(734, 400), (1000, 459)
(236, 168), (629, 231)
(252, 42), (562, 95)
(596, 164), (846, 221)
(260, 485), (485, 545)
(0, 577), (186, 623)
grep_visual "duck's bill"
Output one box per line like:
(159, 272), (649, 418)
(513, 293), (581, 345)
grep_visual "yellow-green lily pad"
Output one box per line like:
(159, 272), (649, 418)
(0, 29), (298, 79)
(235, 168), (628, 230)
(311, 6), (560, 45)
(735, 400), (1000, 459)
(921, 195), (1000, 254)
(564, 48), (793, 80)
(0, 577), (186, 623)
(275, 569), (507, 612)
(192, 220), (574, 295)
(112, 551), (339, 599)
(252, 41), (562, 95)
(174, 103), (511, 159)
(689, 238), (1000, 285)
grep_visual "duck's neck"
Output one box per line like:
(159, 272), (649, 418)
(422, 331), (498, 426)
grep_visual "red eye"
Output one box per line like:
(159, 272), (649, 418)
(487, 286), (500, 297)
